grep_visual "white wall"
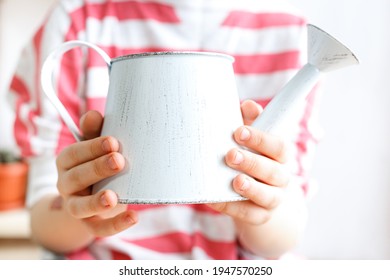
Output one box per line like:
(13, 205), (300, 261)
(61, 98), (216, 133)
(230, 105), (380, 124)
(290, 0), (390, 259)
(1, 0), (389, 259)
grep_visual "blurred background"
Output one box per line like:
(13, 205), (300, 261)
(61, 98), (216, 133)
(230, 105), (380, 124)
(0, 0), (389, 259)
(290, 0), (390, 259)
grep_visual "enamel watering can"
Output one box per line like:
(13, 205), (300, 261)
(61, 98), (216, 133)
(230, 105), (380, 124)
(41, 24), (358, 204)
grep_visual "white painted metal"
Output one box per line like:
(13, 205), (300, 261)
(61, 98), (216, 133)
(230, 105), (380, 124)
(41, 41), (111, 142)
(251, 24), (359, 133)
(93, 52), (245, 204)
(42, 45), (245, 203)
(40, 24), (358, 204)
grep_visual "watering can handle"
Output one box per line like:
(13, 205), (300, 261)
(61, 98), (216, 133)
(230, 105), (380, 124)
(40, 40), (111, 142)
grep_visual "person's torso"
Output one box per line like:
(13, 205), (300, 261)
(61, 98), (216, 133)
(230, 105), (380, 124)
(59, 0), (306, 260)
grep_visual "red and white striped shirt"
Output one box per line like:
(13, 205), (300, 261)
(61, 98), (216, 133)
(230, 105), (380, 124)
(10, 0), (322, 259)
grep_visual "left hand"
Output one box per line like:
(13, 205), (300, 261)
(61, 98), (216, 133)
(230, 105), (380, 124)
(208, 100), (291, 225)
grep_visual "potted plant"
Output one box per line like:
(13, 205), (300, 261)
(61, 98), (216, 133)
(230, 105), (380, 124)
(0, 150), (28, 211)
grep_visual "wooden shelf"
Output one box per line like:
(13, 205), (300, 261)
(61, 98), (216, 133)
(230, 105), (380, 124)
(0, 208), (30, 238)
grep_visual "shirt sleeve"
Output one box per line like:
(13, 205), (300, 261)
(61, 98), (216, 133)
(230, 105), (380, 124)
(8, 2), (84, 208)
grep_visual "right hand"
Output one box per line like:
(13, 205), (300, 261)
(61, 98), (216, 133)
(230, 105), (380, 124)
(56, 110), (138, 237)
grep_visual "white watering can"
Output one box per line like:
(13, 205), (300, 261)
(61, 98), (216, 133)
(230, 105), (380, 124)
(41, 24), (358, 204)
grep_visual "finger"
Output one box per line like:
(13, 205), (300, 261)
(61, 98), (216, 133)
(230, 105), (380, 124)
(225, 148), (290, 187)
(233, 126), (289, 163)
(66, 190), (119, 219)
(208, 200), (271, 225)
(80, 110), (104, 140)
(83, 210), (138, 237)
(232, 174), (283, 210)
(57, 136), (120, 170)
(241, 100), (263, 126)
(59, 152), (125, 195)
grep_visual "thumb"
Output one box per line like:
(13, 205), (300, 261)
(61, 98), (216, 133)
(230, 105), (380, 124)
(80, 110), (104, 140)
(241, 100), (263, 126)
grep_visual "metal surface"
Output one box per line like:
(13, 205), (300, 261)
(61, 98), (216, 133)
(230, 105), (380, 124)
(93, 52), (244, 203)
(251, 24), (359, 133)
(42, 43), (244, 204)
(111, 51), (234, 63)
(41, 24), (359, 204)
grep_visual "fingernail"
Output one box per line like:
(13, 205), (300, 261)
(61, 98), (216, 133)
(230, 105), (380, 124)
(232, 150), (244, 165)
(100, 193), (110, 207)
(238, 177), (249, 192)
(239, 127), (251, 141)
(107, 154), (119, 170)
(124, 213), (136, 224)
(102, 139), (111, 152)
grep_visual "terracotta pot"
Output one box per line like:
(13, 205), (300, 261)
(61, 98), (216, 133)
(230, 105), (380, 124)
(0, 161), (28, 211)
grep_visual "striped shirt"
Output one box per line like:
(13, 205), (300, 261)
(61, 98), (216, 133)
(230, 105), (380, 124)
(10, 0), (322, 259)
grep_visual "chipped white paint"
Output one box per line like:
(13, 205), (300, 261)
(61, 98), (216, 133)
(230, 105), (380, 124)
(40, 24), (358, 204)
(251, 24), (359, 133)
(94, 51), (244, 204)
(42, 45), (244, 203)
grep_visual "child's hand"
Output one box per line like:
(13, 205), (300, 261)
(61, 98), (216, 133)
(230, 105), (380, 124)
(56, 110), (138, 237)
(208, 100), (290, 225)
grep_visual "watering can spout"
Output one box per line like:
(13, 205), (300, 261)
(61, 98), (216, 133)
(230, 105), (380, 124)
(307, 24), (359, 72)
(251, 24), (359, 133)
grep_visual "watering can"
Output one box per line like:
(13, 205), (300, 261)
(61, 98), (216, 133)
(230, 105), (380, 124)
(41, 24), (358, 204)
